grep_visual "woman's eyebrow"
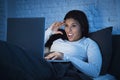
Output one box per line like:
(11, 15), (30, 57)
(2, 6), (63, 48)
(71, 23), (77, 25)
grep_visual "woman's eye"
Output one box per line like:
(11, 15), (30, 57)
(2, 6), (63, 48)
(72, 25), (76, 27)
(65, 25), (68, 27)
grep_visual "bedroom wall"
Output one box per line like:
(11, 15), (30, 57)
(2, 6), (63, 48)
(0, 0), (120, 40)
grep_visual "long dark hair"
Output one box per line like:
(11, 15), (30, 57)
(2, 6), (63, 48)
(64, 10), (89, 37)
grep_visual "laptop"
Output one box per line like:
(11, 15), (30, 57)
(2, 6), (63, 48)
(7, 18), (45, 58)
(7, 18), (68, 62)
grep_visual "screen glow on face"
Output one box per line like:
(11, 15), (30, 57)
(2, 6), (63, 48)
(64, 18), (82, 42)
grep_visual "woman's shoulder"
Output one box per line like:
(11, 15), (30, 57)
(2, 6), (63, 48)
(85, 37), (95, 42)
(80, 37), (99, 49)
(83, 37), (98, 45)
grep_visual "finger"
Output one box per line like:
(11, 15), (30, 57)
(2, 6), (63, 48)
(45, 56), (51, 60)
(50, 22), (58, 30)
(55, 22), (64, 28)
(58, 22), (65, 27)
(44, 57), (49, 60)
(51, 56), (58, 60)
(45, 54), (55, 60)
(44, 55), (53, 60)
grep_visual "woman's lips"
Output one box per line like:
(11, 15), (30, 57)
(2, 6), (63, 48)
(67, 33), (73, 39)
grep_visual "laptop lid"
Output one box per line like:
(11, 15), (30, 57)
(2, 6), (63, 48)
(7, 18), (45, 58)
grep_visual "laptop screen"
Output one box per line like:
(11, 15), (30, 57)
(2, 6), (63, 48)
(7, 18), (45, 58)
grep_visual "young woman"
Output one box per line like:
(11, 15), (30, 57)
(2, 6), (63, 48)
(44, 10), (102, 79)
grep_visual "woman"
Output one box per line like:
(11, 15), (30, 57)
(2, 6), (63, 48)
(44, 10), (102, 79)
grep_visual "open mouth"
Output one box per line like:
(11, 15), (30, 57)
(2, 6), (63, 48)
(67, 33), (73, 39)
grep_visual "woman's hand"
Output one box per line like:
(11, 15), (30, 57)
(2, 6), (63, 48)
(44, 52), (63, 60)
(49, 22), (65, 35)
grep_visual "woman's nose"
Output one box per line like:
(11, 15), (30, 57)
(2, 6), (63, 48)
(67, 27), (72, 32)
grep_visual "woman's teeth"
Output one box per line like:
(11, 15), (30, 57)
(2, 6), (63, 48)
(68, 34), (73, 39)
(68, 34), (72, 36)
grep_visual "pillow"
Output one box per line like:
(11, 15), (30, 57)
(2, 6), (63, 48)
(89, 27), (113, 75)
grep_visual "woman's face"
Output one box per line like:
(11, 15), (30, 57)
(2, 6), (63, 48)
(64, 18), (82, 42)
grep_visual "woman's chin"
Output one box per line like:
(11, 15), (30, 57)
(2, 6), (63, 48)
(68, 38), (74, 42)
